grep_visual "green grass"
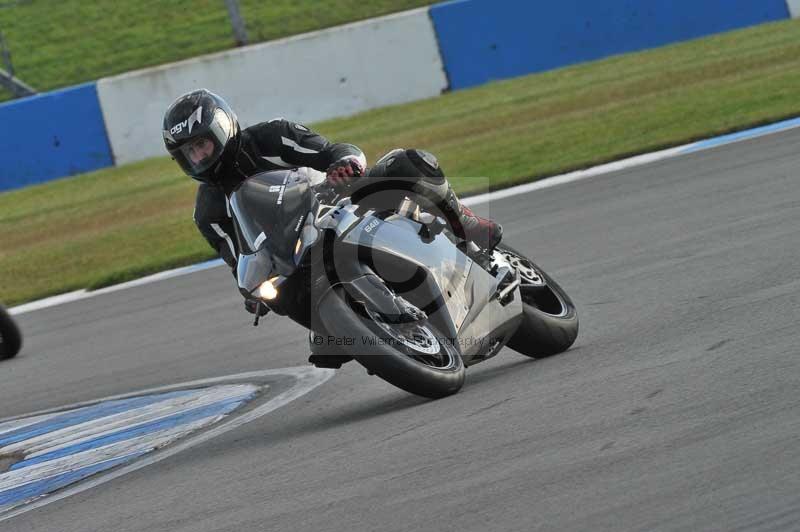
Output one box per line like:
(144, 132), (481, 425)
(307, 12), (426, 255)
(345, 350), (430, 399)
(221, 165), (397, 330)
(0, 0), (433, 101)
(3, 18), (800, 305)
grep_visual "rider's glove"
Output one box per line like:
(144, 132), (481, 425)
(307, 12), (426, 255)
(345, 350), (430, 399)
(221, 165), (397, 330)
(244, 298), (269, 316)
(325, 156), (365, 188)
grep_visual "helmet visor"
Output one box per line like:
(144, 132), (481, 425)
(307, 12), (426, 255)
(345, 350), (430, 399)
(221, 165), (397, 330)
(174, 135), (224, 175)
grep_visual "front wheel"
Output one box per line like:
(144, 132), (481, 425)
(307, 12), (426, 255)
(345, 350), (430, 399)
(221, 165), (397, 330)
(317, 288), (465, 398)
(498, 244), (579, 358)
(0, 305), (22, 360)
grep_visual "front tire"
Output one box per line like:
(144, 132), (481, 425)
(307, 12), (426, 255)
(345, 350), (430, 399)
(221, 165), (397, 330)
(498, 244), (579, 358)
(0, 305), (22, 360)
(317, 288), (465, 398)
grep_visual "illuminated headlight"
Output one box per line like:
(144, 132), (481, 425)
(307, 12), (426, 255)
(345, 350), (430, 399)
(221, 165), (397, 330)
(258, 278), (279, 300)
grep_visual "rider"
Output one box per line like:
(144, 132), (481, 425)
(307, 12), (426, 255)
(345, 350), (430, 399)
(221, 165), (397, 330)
(162, 89), (503, 304)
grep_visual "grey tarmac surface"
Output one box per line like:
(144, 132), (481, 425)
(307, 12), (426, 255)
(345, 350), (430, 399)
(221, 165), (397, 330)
(2, 129), (799, 531)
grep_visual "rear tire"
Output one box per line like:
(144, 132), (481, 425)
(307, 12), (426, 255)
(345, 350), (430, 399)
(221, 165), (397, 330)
(498, 244), (579, 358)
(0, 305), (22, 360)
(317, 288), (465, 398)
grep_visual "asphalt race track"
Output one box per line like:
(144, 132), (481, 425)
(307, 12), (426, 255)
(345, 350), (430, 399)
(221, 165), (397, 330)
(2, 129), (799, 531)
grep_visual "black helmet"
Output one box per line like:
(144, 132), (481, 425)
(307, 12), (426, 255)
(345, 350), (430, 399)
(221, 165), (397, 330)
(162, 89), (241, 184)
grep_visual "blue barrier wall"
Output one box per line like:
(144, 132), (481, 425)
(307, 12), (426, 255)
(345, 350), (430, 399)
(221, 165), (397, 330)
(0, 83), (113, 192)
(430, 0), (790, 90)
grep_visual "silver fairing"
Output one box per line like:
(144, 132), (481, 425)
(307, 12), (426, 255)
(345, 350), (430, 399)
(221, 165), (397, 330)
(337, 212), (522, 361)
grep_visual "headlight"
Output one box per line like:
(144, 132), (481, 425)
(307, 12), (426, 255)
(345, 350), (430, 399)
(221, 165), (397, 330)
(258, 278), (279, 300)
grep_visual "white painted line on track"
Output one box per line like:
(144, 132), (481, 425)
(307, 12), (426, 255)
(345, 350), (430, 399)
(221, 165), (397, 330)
(9, 259), (224, 316)
(0, 365), (334, 523)
(464, 115), (800, 207)
(462, 145), (687, 207)
(10, 116), (800, 315)
(0, 412), (66, 439)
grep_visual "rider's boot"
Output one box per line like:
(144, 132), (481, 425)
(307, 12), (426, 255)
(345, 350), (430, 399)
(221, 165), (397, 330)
(438, 186), (503, 251)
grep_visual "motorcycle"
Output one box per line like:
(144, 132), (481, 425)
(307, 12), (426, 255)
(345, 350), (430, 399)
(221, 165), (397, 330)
(232, 168), (578, 398)
(0, 304), (22, 360)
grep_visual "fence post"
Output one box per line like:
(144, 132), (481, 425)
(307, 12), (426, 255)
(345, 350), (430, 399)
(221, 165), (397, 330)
(224, 0), (249, 46)
(0, 30), (35, 98)
(0, 69), (35, 97)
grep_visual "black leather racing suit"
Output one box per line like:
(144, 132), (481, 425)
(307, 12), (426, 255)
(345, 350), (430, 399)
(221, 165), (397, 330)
(193, 118), (365, 268)
(194, 119), (494, 273)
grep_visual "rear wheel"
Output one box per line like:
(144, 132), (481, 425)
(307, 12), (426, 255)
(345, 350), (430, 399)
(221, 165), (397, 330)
(317, 288), (464, 398)
(0, 306), (22, 360)
(498, 244), (578, 358)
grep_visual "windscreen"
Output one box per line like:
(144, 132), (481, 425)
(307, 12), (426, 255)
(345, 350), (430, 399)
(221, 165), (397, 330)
(229, 169), (317, 276)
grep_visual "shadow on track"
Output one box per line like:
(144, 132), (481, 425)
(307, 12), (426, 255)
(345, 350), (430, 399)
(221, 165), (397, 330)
(230, 352), (561, 454)
(464, 355), (537, 386)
